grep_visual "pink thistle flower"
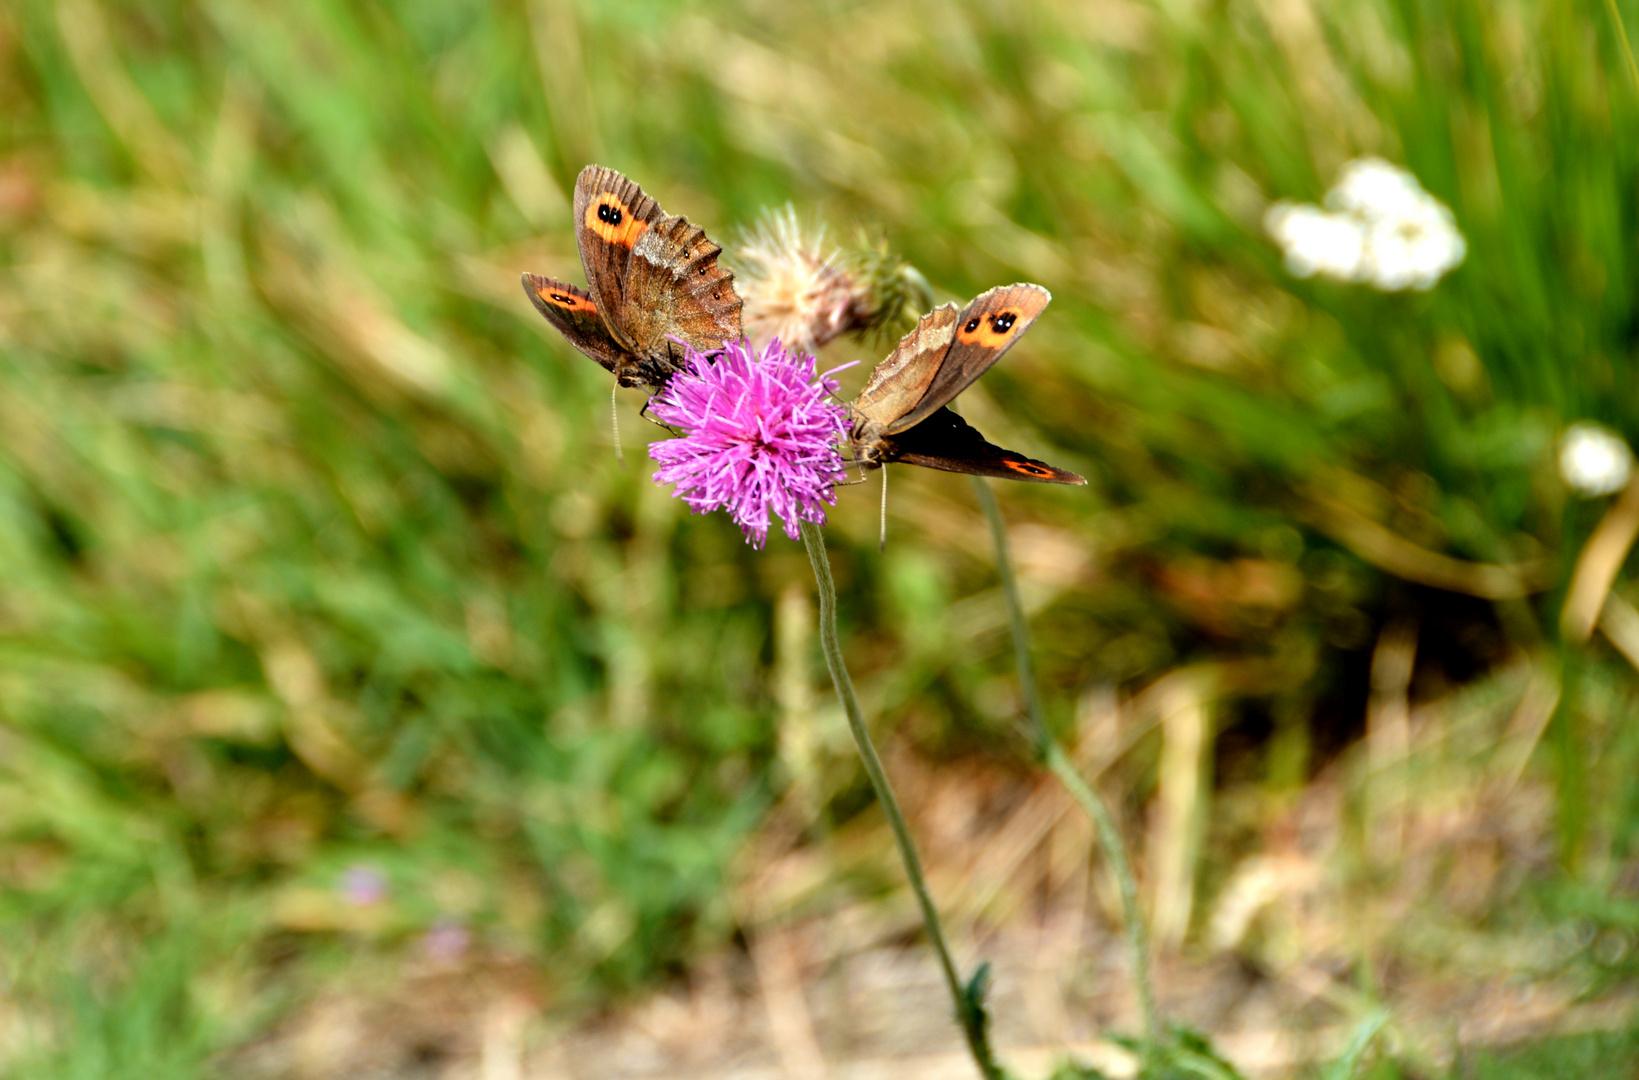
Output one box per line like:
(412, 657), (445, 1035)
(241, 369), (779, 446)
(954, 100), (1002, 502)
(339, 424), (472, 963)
(649, 338), (850, 549)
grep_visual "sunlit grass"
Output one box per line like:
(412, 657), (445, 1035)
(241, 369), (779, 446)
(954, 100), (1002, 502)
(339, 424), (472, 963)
(2, 0), (1639, 1073)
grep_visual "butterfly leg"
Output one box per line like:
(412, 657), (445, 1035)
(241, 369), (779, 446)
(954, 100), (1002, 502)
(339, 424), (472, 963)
(638, 391), (684, 436)
(831, 457), (874, 486)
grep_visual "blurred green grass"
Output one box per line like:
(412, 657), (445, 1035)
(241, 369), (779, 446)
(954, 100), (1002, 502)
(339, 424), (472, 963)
(4, 0), (1639, 1072)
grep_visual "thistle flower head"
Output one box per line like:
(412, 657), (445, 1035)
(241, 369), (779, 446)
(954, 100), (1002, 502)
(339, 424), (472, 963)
(734, 207), (930, 352)
(841, 232), (932, 340)
(1265, 157), (1465, 292)
(648, 338), (850, 548)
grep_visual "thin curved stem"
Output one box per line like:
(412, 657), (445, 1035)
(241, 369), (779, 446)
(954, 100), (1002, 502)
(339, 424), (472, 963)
(971, 477), (1161, 1058)
(1045, 744), (1159, 1054)
(798, 521), (1001, 1079)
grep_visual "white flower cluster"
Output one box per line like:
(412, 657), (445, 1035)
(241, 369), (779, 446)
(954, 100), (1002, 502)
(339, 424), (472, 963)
(1265, 158), (1466, 291)
(1559, 422), (1634, 497)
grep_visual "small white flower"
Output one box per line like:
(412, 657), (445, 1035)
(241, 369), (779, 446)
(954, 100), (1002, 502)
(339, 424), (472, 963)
(1267, 157), (1465, 292)
(1328, 157), (1428, 223)
(1264, 202), (1367, 280)
(1559, 422), (1634, 496)
(1361, 199), (1466, 292)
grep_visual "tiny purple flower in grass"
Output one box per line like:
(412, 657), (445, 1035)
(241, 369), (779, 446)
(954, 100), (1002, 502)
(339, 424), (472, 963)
(422, 919), (471, 963)
(338, 864), (387, 907)
(649, 338), (850, 549)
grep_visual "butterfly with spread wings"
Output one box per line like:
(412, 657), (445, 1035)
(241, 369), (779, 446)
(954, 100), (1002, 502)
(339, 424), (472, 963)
(521, 166), (743, 389)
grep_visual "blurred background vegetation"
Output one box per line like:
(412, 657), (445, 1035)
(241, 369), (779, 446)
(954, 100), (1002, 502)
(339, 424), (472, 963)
(4, 0), (1639, 1075)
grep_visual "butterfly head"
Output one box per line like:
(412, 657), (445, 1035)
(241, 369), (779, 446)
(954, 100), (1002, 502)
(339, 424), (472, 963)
(849, 418), (894, 470)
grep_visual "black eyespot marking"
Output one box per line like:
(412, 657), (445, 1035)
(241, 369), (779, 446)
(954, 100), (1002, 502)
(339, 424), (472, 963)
(698, 265), (707, 274)
(598, 202), (623, 225)
(550, 293), (572, 303)
(991, 311), (1017, 333)
(965, 318), (982, 333)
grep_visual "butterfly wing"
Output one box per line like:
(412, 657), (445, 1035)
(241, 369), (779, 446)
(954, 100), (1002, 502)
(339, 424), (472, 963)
(620, 212), (744, 373)
(883, 283), (1051, 437)
(574, 165), (743, 381)
(520, 274), (628, 375)
(852, 303), (959, 430)
(887, 407), (1085, 485)
(573, 165), (667, 354)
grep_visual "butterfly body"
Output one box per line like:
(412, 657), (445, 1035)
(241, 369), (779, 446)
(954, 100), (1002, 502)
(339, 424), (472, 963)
(850, 284), (1085, 485)
(522, 166), (743, 388)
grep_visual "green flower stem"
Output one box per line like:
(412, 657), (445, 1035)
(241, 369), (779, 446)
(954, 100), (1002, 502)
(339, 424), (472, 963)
(798, 520), (1002, 1080)
(1044, 743), (1160, 1053)
(971, 477), (1161, 1057)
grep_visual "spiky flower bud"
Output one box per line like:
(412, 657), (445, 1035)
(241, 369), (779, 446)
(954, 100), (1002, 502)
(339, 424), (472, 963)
(734, 207), (930, 353)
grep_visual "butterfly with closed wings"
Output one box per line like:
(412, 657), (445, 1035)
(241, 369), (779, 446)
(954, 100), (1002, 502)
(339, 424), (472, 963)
(521, 166), (744, 389)
(851, 283), (1086, 486)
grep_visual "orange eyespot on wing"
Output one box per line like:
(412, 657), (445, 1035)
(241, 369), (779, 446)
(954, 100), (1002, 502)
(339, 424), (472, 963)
(1002, 459), (1058, 479)
(535, 284), (598, 315)
(956, 308), (1022, 347)
(584, 195), (649, 247)
(884, 406), (1086, 484)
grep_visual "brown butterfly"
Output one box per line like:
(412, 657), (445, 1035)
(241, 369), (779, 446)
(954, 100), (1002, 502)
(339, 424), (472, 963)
(521, 166), (743, 388)
(851, 283), (1086, 486)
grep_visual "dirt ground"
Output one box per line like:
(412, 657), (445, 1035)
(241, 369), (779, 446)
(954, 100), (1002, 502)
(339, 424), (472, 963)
(222, 682), (1639, 1080)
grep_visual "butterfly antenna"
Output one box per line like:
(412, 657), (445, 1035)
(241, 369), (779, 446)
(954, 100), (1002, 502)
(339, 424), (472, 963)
(610, 382), (626, 467)
(878, 465), (889, 553)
